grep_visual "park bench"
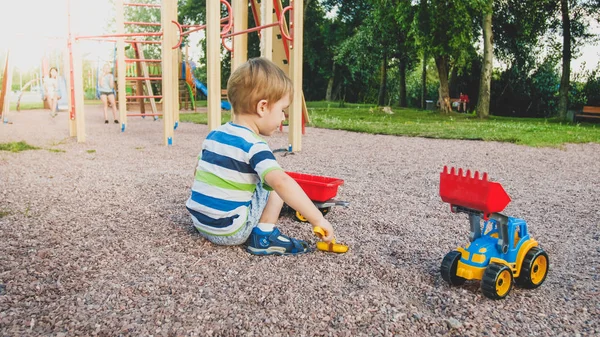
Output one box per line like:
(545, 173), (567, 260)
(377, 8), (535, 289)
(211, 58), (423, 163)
(221, 89), (228, 102)
(575, 106), (600, 123)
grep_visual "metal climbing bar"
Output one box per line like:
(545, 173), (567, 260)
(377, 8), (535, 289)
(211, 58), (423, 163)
(125, 58), (161, 63)
(127, 95), (162, 99)
(123, 2), (161, 8)
(125, 21), (162, 27)
(125, 77), (162, 80)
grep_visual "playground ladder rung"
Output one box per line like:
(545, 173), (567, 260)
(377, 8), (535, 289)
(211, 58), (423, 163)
(126, 77), (162, 81)
(123, 3), (161, 8)
(125, 58), (161, 63)
(127, 113), (162, 116)
(127, 95), (162, 99)
(126, 40), (161, 45)
(125, 22), (161, 27)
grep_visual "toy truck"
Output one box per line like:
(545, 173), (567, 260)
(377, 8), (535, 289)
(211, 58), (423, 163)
(439, 166), (549, 299)
(285, 171), (349, 222)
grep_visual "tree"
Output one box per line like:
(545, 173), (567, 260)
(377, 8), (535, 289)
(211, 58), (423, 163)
(415, 0), (478, 113)
(476, 0), (494, 118)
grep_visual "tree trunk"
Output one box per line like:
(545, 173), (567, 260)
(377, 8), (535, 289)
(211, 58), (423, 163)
(398, 59), (407, 107)
(325, 63), (335, 101)
(476, 1), (493, 119)
(558, 0), (571, 120)
(378, 52), (388, 106)
(435, 55), (451, 113)
(421, 52), (427, 109)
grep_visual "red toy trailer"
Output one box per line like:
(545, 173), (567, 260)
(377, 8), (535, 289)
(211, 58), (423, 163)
(285, 171), (349, 222)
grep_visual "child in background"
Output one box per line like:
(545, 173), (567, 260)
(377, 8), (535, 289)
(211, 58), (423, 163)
(44, 67), (60, 117)
(98, 63), (119, 124)
(186, 57), (336, 255)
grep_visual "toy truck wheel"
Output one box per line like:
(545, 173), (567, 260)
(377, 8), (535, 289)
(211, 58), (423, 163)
(481, 263), (513, 300)
(294, 211), (308, 222)
(440, 251), (466, 286)
(319, 207), (331, 216)
(516, 247), (549, 289)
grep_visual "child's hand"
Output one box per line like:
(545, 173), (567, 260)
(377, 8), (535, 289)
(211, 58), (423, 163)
(313, 218), (335, 243)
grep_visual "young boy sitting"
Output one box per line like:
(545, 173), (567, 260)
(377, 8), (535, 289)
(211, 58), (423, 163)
(185, 57), (336, 255)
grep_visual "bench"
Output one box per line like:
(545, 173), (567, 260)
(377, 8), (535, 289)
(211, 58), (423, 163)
(221, 89), (228, 101)
(575, 106), (600, 122)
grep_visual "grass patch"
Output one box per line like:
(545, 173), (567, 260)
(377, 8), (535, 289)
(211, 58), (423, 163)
(0, 141), (40, 152)
(135, 146), (144, 150)
(9, 102), (44, 110)
(47, 148), (66, 153)
(0, 210), (10, 218)
(87, 149), (96, 154)
(176, 101), (600, 147)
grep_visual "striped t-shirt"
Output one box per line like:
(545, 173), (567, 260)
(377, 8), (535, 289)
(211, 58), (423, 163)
(186, 122), (282, 236)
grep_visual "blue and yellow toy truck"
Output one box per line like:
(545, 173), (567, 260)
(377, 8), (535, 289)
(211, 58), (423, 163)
(439, 167), (549, 299)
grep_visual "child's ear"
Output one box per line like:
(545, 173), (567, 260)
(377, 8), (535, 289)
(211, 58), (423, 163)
(256, 99), (268, 117)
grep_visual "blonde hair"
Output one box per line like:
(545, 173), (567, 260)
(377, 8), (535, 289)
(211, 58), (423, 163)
(226, 57), (293, 115)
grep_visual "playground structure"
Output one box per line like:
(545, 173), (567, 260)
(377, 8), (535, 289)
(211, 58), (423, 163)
(2, 1), (309, 148)
(438, 166), (549, 299)
(63, 0), (308, 149)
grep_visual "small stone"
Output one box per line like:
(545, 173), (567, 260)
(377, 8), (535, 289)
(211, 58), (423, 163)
(446, 318), (462, 329)
(413, 313), (423, 320)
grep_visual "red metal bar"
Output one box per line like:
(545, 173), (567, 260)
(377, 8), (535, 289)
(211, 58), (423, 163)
(222, 22), (279, 39)
(123, 3), (161, 8)
(125, 58), (161, 63)
(125, 21), (161, 26)
(125, 77), (162, 80)
(273, 0), (291, 61)
(127, 113), (162, 116)
(171, 20), (183, 49)
(279, 6), (293, 42)
(127, 95), (162, 99)
(125, 40), (161, 44)
(181, 18), (230, 36)
(77, 32), (162, 40)
(220, 0), (234, 35)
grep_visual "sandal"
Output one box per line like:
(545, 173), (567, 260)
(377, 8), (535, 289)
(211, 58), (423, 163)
(246, 227), (311, 256)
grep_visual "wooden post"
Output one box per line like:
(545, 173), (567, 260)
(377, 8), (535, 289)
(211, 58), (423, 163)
(206, 0), (221, 130)
(161, 0), (177, 145)
(171, 3), (179, 129)
(116, 0), (127, 129)
(232, 0), (248, 73)
(260, 0), (273, 60)
(72, 40), (86, 143)
(1, 50), (11, 123)
(289, 0), (303, 151)
(63, 46), (76, 137)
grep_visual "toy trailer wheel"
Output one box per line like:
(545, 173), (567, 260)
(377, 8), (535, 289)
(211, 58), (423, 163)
(319, 207), (331, 216)
(516, 247), (549, 289)
(295, 211), (308, 222)
(440, 251), (466, 286)
(481, 263), (513, 299)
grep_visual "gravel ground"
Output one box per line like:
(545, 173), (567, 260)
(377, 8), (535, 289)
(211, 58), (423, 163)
(1, 106), (599, 336)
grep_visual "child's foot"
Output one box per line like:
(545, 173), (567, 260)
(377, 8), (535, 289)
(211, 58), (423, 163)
(105, 120), (109, 124)
(114, 120), (119, 124)
(245, 227), (311, 256)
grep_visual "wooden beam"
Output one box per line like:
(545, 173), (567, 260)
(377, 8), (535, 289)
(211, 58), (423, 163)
(162, 0), (177, 145)
(232, 0), (249, 73)
(289, 0), (303, 151)
(72, 41), (86, 143)
(206, 0), (222, 130)
(0, 50), (10, 122)
(260, 0), (273, 60)
(116, 0), (127, 129)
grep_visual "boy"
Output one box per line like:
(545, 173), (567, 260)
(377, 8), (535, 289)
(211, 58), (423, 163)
(186, 57), (336, 255)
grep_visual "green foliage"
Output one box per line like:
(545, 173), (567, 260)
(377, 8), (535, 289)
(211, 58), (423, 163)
(305, 102), (600, 147)
(179, 102), (600, 147)
(47, 148), (66, 153)
(0, 210), (9, 218)
(87, 150), (96, 154)
(0, 141), (40, 152)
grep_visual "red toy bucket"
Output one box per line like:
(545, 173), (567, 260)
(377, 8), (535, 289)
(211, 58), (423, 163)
(286, 171), (344, 203)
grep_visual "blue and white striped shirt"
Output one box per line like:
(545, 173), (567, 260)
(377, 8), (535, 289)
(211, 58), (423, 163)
(186, 122), (282, 236)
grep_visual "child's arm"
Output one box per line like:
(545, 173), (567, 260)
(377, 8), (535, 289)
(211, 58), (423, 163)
(264, 169), (335, 242)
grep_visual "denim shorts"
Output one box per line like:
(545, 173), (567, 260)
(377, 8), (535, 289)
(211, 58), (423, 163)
(193, 183), (270, 246)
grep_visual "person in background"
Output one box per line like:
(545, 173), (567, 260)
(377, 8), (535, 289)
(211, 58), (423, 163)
(44, 67), (60, 117)
(459, 92), (470, 113)
(98, 63), (119, 124)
